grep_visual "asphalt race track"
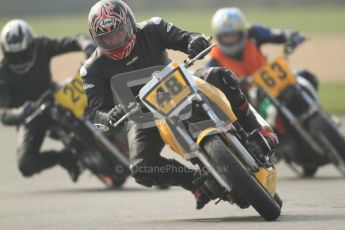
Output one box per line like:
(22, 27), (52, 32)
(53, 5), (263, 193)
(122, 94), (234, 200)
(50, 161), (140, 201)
(1, 118), (345, 230)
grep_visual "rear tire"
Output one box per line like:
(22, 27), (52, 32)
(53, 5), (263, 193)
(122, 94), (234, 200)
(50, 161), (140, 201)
(303, 165), (318, 177)
(201, 134), (281, 221)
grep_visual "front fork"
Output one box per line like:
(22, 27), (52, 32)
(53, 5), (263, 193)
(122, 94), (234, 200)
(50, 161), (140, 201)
(165, 93), (260, 196)
(269, 87), (325, 157)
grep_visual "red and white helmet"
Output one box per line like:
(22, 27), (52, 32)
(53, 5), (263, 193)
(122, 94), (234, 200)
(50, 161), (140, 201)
(88, 0), (137, 60)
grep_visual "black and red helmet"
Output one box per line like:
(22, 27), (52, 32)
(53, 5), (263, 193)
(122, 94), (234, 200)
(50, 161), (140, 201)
(88, 0), (137, 60)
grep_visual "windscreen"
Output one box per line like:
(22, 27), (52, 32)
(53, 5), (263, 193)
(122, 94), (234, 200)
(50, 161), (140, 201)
(110, 65), (165, 128)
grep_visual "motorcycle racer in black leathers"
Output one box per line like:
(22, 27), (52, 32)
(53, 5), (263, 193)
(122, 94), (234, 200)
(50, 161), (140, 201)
(82, 0), (277, 209)
(0, 19), (95, 181)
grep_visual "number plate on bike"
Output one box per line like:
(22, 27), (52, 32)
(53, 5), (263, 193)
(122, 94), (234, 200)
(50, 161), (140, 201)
(140, 63), (195, 118)
(253, 57), (296, 97)
(54, 73), (88, 118)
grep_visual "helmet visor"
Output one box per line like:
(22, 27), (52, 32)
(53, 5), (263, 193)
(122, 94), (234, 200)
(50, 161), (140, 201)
(4, 43), (35, 65)
(218, 32), (243, 46)
(95, 21), (133, 51)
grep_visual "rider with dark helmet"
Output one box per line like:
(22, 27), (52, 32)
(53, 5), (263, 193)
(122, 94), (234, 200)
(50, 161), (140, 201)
(0, 19), (95, 181)
(82, 0), (278, 209)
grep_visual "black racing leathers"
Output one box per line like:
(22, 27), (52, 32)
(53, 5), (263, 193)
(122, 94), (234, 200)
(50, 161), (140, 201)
(82, 18), (202, 189)
(0, 35), (92, 178)
(0, 35), (91, 110)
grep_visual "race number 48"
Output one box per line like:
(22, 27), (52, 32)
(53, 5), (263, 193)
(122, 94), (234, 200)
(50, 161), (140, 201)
(156, 77), (184, 107)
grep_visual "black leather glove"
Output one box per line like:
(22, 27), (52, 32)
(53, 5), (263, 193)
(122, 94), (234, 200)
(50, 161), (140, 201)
(76, 34), (96, 58)
(83, 43), (96, 58)
(22, 101), (36, 117)
(108, 104), (126, 127)
(247, 128), (277, 163)
(259, 127), (279, 150)
(188, 34), (210, 59)
(2, 101), (36, 126)
(285, 31), (305, 53)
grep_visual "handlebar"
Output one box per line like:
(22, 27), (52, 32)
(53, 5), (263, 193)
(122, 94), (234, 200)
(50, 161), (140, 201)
(284, 35), (307, 56)
(110, 102), (142, 129)
(184, 36), (215, 69)
(24, 90), (54, 125)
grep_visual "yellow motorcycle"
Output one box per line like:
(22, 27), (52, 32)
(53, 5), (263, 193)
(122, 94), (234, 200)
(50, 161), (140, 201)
(110, 47), (282, 221)
(245, 39), (345, 177)
(25, 73), (130, 187)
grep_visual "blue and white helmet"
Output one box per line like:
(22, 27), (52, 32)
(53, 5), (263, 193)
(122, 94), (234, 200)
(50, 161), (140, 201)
(0, 19), (36, 74)
(211, 8), (248, 56)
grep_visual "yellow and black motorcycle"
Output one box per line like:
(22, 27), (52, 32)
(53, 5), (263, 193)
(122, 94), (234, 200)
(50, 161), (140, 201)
(244, 39), (345, 177)
(110, 47), (282, 221)
(25, 73), (130, 188)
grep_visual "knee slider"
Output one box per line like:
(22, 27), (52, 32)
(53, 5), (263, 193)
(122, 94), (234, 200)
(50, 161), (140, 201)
(130, 158), (156, 187)
(18, 161), (36, 177)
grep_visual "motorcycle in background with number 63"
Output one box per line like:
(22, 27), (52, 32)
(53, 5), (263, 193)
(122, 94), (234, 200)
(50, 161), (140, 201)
(243, 38), (345, 177)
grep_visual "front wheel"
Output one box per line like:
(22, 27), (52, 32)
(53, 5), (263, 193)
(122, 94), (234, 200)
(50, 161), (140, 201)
(111, 173), (129, 188)
(303, 165), (318, 177)
(201, 134), (281, 221)
(308, 113), (345, 176)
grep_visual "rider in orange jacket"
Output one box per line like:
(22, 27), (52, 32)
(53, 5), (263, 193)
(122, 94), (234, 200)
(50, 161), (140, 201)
(206, 7), (318, 89)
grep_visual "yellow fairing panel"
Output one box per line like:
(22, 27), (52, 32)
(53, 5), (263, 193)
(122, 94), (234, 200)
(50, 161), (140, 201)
(156, 120), (186, 156)
(54, 73), (88, 118)
(157, 76), (237, 158)
(255, 167), (277, 196)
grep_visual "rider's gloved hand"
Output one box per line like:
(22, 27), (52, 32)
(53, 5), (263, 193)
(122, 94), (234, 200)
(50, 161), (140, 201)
(285, 31), (305, 53)
(247, 128), (278, 161)
(76, 34), (96, 58)
(83, 42), (96, 58)
(1, 101), (36, 126)
(188, 34), (210, 59)
(259, 127), (279, 150)
(19, 101), (36, 122)
(108, 104), (126, 127)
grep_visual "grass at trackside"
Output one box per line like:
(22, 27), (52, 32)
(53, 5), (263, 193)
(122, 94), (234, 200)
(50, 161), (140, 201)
(0, 7), (344, 113)
(1, 7), (345, 37)
(319, 83), (345, 114)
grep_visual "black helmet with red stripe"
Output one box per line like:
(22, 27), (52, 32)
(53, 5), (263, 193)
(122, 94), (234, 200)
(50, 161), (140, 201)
(88, 0), (137, 60)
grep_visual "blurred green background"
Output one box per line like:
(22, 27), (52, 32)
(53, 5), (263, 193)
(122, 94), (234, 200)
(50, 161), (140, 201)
(1, 6), (345, 36)
(0, 0), (345, 113)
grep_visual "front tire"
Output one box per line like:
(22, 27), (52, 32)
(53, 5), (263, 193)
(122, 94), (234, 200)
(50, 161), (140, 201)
(308, 113), (345, 176)
(303, 165), (318, 177)
(111, 176), (128, 188)
(201, 134), (281, 221)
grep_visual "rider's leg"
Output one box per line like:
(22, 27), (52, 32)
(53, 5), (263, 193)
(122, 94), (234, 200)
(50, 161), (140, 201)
(197, 67), (261, 132)
(196, 67), (278, 148)
(17, 116), (79, 181)
(127, 120), (211, 209)
(127, 121), (195, 190)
